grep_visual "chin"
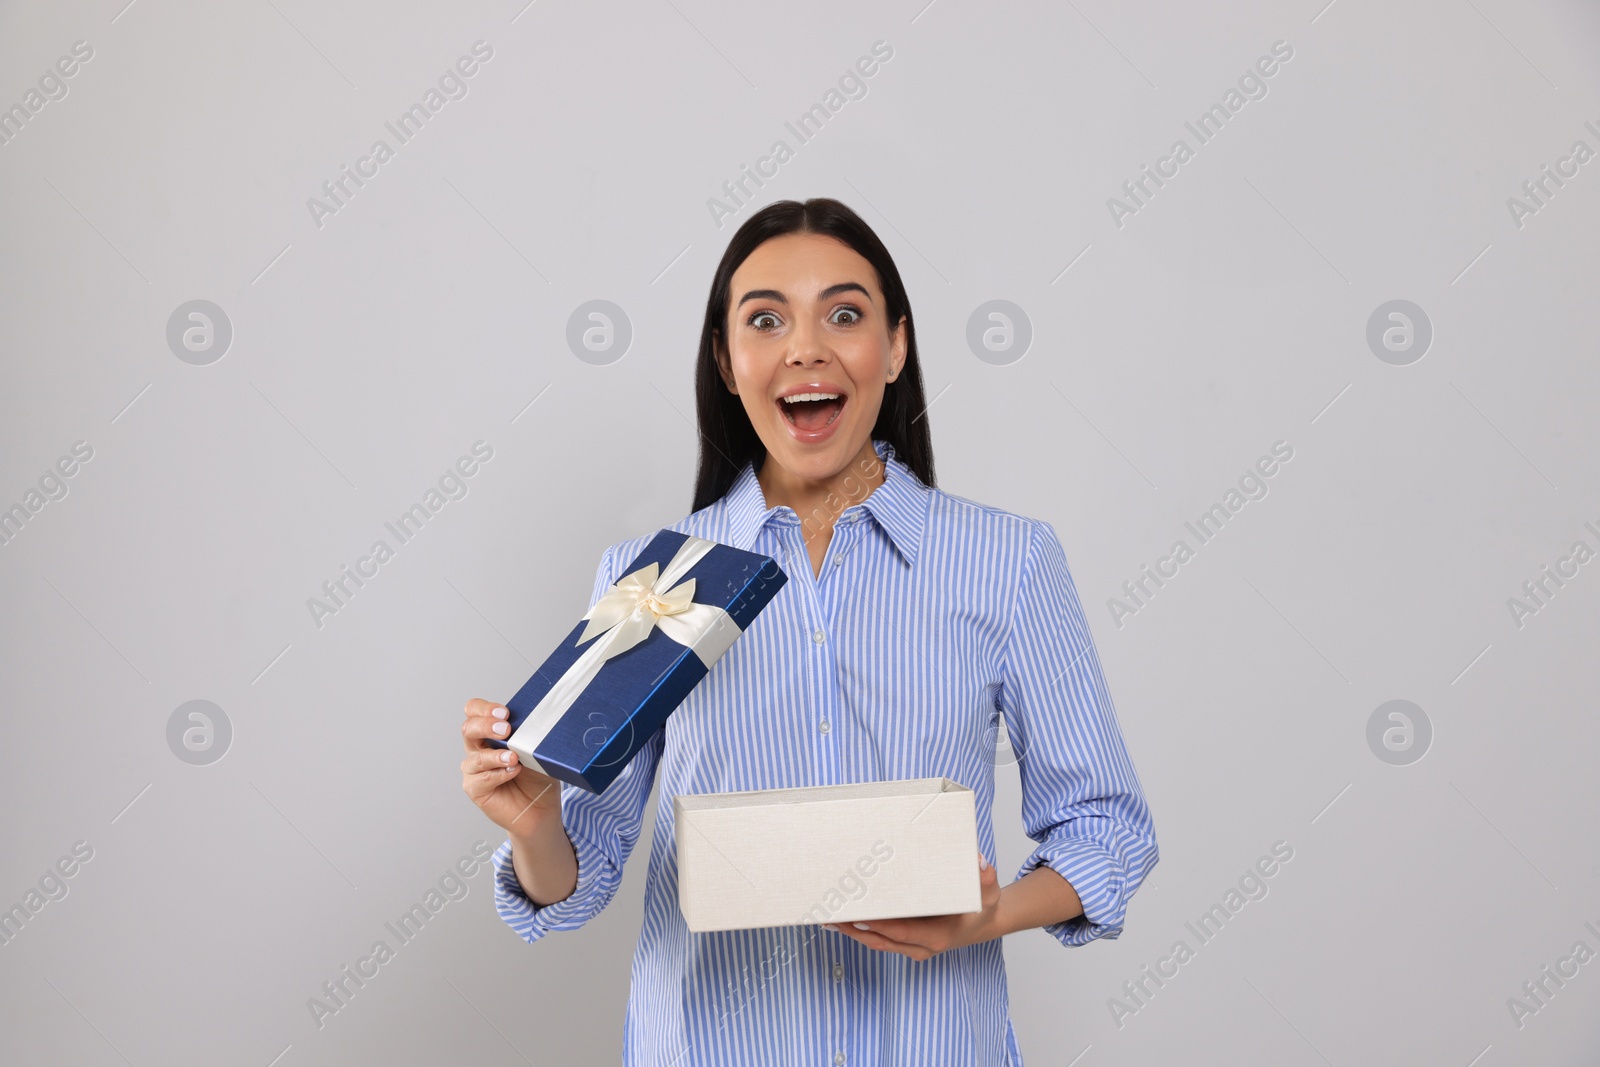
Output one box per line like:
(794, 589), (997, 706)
(765, 430), (864, 477)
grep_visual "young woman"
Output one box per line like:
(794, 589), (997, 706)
(461, 198), (1158, 1065)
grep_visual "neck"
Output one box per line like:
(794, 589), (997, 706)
(757, 438), (887, 546)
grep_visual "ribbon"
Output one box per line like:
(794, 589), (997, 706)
(507, 535), (744, 774)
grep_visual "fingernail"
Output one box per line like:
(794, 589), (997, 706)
(821, 924), (838, 932)
(501, 752), (513, 763)
(853, 922), (871, 931)
(493, 722), (509, 735)
(979, 852), (989, 870)
(492, 706), (508, 719)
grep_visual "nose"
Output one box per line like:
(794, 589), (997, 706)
(785, 316), (832, 367)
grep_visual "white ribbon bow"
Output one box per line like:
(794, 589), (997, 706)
(507, 535), (744, 774)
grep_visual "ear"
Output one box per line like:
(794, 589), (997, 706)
(713, 330), (740, 395)
(886, 315), (908, 384)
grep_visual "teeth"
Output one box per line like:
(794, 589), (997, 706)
(781, 392), (841, 404)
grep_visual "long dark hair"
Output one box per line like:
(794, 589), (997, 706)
(690, 197), (936, 513)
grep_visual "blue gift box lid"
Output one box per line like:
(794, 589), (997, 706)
(487, 529), (786, 793)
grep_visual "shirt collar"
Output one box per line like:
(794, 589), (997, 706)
(721, 438), (931, 568)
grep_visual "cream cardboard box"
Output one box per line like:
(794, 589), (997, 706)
(675, 777), (982, 933)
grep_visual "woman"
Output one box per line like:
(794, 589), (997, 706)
(461, 198), (1158, 1065)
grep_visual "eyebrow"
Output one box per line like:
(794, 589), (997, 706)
(735, 282), (870, 308)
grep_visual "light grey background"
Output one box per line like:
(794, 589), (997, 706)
(2, 0), (1597, 1064)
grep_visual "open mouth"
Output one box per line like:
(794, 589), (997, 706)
(778, 392), (846, 433)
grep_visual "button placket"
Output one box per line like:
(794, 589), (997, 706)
(813, 526), (852, 753)
(819, 617), (832, 735)
(826, 515), (858, 576)
(790, 523), (839, 779)
(827, 947), (848, 1067)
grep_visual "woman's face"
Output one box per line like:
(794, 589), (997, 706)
(715, 232), (907, 484)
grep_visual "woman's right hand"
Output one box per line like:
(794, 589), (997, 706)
(461, 698), (564, 838)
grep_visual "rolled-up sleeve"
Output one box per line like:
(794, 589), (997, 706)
(998, 519), (1158, 947)
(491, 539), (666, 944)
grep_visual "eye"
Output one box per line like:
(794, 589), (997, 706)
(830, 305), (863, 326)
(748, 310), (781, 330)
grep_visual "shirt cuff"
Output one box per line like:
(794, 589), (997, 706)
(1017, 836), (1134, 947)
(491, 819), (614, 943)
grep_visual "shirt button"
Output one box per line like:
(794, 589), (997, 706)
(833, 555), (841, 566)
(835, 1053), (846, 1066)
(819, 720), (830, 734)
(812, 628), (825, 644)
(832, 962), (844, 982)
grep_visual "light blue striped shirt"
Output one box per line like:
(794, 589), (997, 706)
(492, 438), (1158, 1066)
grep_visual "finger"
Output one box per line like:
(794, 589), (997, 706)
(465, 748), (521, 775)
(461, 760), (521, 801)
(845, 918), (929, 947)
(977, 852), (1000, 898)
(832, 914), (909, 941)
(462, 703), (513, 753)
(832, 924), (931, 960)
(824, 922), (886, 948)
(821, 923), (872, 947)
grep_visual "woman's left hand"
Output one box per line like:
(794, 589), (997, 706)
(823, 851), (1003, 961)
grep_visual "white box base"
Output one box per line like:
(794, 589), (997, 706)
(675, 777), (982, 933)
